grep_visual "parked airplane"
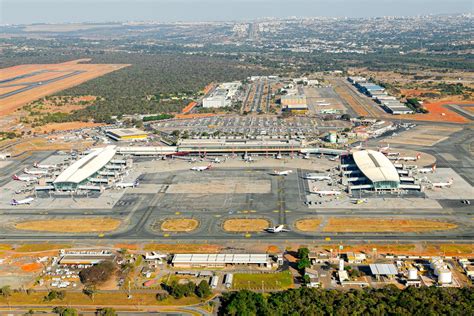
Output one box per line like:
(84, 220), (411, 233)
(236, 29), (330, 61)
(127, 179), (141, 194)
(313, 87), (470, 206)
(328, 155), (339, 161)
(397, 153), (421, 162)
(303, 153), (311, 159)
(432, 178), (454, 188)
(378, 144), (390, 152)
(418, 164), (436, 174)
(33, 162), (57, 169)
(271, 170), (293, 176)
(10, 197), (35, 205)
(12, 174), (37, 182)
(115, 180), (139, 188)
(265, 225), (290, 233)
(304, 174), (332, 181)
(191, 164), (212, 171)
(243, 154), (254, 162)
(275, 153), (283, 160)
(23, 168), (48, 175)
(311, 189), (341, 196)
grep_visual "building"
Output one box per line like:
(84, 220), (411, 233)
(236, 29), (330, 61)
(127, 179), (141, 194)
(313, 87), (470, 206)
(281, 94), (307, 106)
(177, 138), (303, 154)
(106, 128), (148, 141)
(369, 264), (398, 280)
(58, 250), (115, 265)
(382, 101), (414, 115)
(171, 253), (272, 268)
(203, 95), (227, 108)
(53, 146), (117, 191)
(346, 252), (366, 264)
(342, 149), (421, 193)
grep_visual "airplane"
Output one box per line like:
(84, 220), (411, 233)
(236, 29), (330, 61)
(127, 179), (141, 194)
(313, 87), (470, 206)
(191, 164), (212, 171)
(10, 197), (35, 205)
(33, 162), (57, 169)
(304, 174), (332, 181)
(265, 225), (290, 233)
(418, 164), (436, 174)
(432, 178), (454, 188)
(23, 168), (48, 175)
(303, 153), (311, 159)
(311, 189), (341, 196)
(115, 180), (139, 188)
(378, 144), (390, 152)
(243, 154), (254, 162)
(271, 170), (293, 176)
(352, 142), (364, 150)
(397, 153), (421, 162)
(328, 155), (339, 161)
(275, 153), (283, 160)
(12, 174), (37, 182)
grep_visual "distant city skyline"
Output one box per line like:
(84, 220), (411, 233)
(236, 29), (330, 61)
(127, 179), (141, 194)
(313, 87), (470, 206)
(1, 0), (472, 25)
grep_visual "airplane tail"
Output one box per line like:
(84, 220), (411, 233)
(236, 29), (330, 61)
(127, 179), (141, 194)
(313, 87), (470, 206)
(33, 162), (38, 168)
(416, 153), (421, 160)
(432, 164), (437, 172)
(12, 174), (19, 180)
(11, 199), (17, 204)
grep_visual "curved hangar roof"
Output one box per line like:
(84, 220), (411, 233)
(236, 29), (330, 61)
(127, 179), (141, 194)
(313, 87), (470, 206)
(352, 150), (400, 183)
(54, 146), (117, 185)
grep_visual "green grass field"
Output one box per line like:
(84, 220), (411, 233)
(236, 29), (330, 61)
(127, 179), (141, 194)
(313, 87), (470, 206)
(232, 271), (293, 290)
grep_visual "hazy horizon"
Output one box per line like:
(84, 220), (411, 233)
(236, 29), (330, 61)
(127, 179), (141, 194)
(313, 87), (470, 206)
(1, 0), (472, 25)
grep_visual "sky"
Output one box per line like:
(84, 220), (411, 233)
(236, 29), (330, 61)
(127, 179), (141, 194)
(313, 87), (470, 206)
(1, 0), (472, 25)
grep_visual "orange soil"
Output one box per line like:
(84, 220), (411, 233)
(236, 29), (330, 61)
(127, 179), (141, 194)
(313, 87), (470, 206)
(20, 262), (43, 272)
(34, 121), (103, 134)
(0, 60), (129, 116)
(397, 100), (472, 124)
(115, 243), (139, 251)
(182, 101), (198, 114)
(266, 245), (280, 254)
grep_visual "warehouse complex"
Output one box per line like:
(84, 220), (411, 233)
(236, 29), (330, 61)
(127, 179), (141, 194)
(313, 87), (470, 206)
(342, 150), (421, 193)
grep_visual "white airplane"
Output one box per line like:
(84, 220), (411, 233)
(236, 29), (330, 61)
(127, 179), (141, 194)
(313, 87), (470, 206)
(328, 155), (339, 161)
(10, 197), (35, 205)
(12, 174), (37, 182)
(303, 153), (311, 159)
(397, 153), (421, 162)
(191, 164), (212, 171)
(271, 170), (293, 176)
(311, 189), (341, 196)
(432, 178), (454, 188)
(23, 168), (48, 175)
(33, 162), (57, 169)
(418, 164), (436, 174)
(115, 180), (139, 188)
(243, 155), (254, 162)
(275, 153), (283, 160)
(378, 144), (390, 152)
(304, 174), (332, 181)
(265, 225), (290, 233)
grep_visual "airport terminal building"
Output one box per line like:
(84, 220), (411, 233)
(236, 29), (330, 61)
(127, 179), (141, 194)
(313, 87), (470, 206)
(342, 150), (420, 193)
(53, 145), (120, 191)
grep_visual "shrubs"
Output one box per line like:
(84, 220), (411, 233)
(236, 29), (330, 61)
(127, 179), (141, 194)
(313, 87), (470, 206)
(161, 279), (213, 300)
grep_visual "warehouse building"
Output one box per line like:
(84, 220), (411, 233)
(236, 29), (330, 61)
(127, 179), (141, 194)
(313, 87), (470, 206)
(342, 150), (421, 193)
(171, 253), (272, 268)
(106, 128), (148, 142)
(53, 146), (118, 191)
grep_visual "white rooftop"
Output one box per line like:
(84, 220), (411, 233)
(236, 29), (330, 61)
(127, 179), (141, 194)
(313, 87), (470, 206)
(370, 264), (398, 275)
(172, 253), (269, 264)
(54, 146), (117, 185)
(353, 150), (400, 183)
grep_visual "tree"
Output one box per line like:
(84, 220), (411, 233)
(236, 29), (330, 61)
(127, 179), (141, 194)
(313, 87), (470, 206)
(0, 285), (11, 298)
(44, 290), (65, 302)
(83, 286), (97, 301)
(52, 307), (77, 316)
(195, 280), (212, 298)
(297, 247), (310, 259)
(97, 307), (117, 316)
(79, 261), (116, 286)
(156, 292), (169, 301)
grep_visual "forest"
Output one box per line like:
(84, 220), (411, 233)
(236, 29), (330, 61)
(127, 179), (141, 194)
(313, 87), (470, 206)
(219, 286), (474, 316)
